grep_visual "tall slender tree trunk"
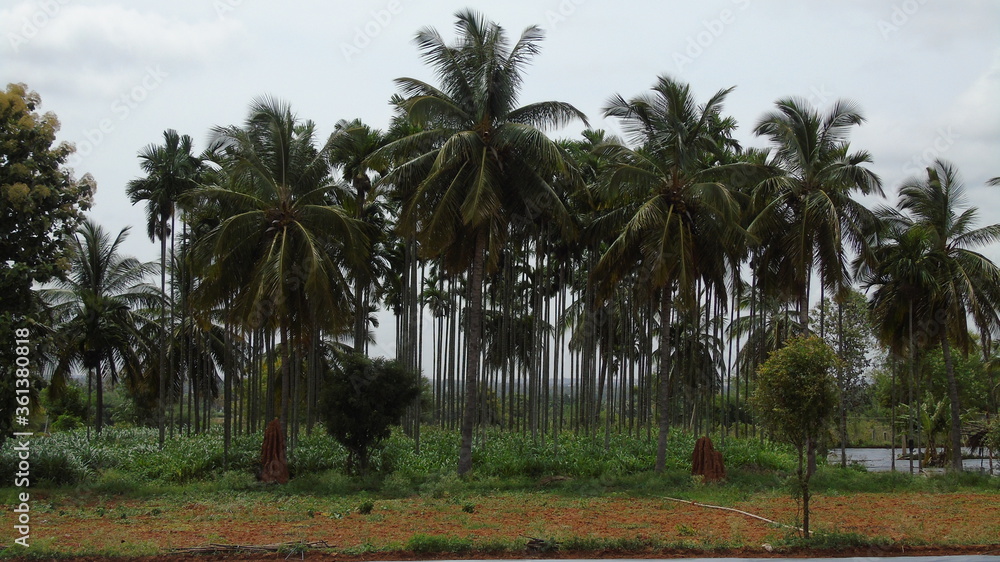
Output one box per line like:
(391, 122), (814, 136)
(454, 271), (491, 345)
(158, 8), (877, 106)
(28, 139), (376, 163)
(458, 230), (487, 475)
(655, 292), (673, 472)
(838, 302), (848, 468)
(224, 316), (233, 467)
(95, 361), (104, 434)
(280, 322), (291, 433)
(941, 332), (963, 471)
(158, 222), (167, 446)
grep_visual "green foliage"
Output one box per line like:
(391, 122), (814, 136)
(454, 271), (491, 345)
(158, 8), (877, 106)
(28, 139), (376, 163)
(778, 529), (895, 550)
(1, 83), (94, 445)
(41, 380), (88, 426)
(0, 426), (797, 490)
(407, 534), (471, 554)
(319, 353), (421, 475)
(752, 335), (841, 449)
(811, 291), (877, 411)
(987, 417), (1000, 456)
(752, 334), (841, 538)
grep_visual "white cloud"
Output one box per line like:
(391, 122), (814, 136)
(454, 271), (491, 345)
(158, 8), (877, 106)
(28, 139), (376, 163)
(3, 2), (246, 98)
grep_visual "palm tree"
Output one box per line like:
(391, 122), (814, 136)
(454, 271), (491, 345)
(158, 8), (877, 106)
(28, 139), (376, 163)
(750, 98), (882, 330)
(327, 118), (390, 353)
(893, 160), (1000, 469)
(44, 220), (160, 434)
(193, 97), (368, 435)
(125, 129), (202, 445)
(592, 75), (741, 471)
(377, 9), (588, 475)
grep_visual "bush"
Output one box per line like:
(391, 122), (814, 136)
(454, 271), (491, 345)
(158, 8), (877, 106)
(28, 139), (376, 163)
(319, 353), (421, 476)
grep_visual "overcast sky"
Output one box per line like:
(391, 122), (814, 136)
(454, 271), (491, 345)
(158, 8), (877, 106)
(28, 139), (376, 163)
(5, 0), (999, 264)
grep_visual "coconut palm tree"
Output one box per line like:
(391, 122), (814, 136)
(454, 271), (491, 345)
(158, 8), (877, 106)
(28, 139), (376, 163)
(750, 98), (882, 330)
(44, 220), (160, 434)
(892, 160), (1000, 469)
(376, 9), (588, 474)
(327, 119), (390, 352)
(126, 129), (202, 445)
(592, 75), (742, 471)
(192, 97), (368, 434)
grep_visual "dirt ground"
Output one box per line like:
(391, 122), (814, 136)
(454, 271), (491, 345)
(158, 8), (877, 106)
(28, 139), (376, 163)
(4, 491), (1000, 559)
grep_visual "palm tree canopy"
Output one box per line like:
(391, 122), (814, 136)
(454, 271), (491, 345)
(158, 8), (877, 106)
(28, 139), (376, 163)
(44, 219), (160, 393)
(125, 129), (201, 241)
(376, 8), (589, 274)
(895, 160), (1000, 352)
(592, 75), (743, 306)
(749, 97), (883, 311)
(192, 96), (369, 332)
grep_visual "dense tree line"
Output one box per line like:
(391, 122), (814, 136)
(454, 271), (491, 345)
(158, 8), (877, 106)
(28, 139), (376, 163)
(7, 10), (1000, 473)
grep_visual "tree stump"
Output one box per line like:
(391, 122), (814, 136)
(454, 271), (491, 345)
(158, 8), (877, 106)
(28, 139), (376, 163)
(692, 436), (726, 482)
(259, 418), (289, 484)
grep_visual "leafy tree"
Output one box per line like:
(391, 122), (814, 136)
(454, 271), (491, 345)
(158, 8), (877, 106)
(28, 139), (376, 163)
(44, 220), (160, 434)
(379, 9), (587, 474)
(750, 98), (882, 330)
(193, 97), (368, 434)
(327, 118), (390, 353)
(752, 335), (840, 538)
(593, 75), (741, 471)
(1, 83), (94, 444)
(319, 353), (421, 475)
(895, 160), (1000, 470)
(126, 129), (202, 446)
(811, 290), (876, 465)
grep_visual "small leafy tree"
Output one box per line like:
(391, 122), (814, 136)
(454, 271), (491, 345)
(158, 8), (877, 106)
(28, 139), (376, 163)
(752, 335), (840, 538)
(320, 353), (420, 475)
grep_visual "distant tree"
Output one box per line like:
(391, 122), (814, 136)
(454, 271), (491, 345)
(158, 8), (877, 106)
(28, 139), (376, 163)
(752, 335), (840, 538)
(1, 83), (94, 444)
(319, 353), (421, 475)
(811, 290), (876, 466)
(44, 220), (160, 434)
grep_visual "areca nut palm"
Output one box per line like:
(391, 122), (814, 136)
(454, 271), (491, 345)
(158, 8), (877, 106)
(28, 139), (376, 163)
(592, 75), (742, 472)
(895, 160), (1000, 469)
(44, 219), (160, 434)
(193, 96), (369, 430)
(378, 9), (588, 475)
(750, 97), (882, 330)
(125, 128), (201, 446)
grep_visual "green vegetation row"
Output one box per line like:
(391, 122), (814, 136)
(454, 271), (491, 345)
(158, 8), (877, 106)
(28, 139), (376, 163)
(0, 426), (797, 488)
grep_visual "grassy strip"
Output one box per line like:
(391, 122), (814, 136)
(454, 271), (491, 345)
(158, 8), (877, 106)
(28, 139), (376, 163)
(0, 426), (797, 487)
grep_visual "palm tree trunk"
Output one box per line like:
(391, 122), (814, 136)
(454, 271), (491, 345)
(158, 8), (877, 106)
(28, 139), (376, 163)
(280, 322), (291, 433)
(458, 230), (487, 475)
(158, 223), (167, 446)
(655, 291), (673, 473)
(838, 302), (847, 468)
(95, 360), (104, 434)
(940, 332), (963, 471)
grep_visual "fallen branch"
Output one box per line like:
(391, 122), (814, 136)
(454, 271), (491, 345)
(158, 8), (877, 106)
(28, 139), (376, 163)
(661, 496), (808, 535)
(172, 540), (332, 554)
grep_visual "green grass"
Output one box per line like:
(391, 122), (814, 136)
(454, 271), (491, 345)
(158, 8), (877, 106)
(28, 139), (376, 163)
(3, 425), (997, 502)
(0, 425), (798, 488)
